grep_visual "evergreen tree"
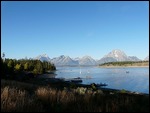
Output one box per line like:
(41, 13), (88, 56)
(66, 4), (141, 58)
(14, 63), (23, 72)
(7, 59), (14, 74)
(24, 62), (29, 71)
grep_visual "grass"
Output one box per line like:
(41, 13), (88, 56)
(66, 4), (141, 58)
(1, 79), (149, 112)
(100, 61), (149, 67)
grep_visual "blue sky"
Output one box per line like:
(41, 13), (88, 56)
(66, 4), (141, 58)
(1, 1), (149, 60)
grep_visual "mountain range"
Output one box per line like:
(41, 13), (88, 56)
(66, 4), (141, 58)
(34, 49), (148, 66)
(35, 54), (51, 62)
(50, 55), (78, 65)
(97, 49), (141, 64)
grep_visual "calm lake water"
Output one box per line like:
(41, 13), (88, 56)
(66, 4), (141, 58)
(54, 66), (149, 94)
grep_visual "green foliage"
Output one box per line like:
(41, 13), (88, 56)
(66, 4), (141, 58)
(1, 57), (56, 79)
(70, 83), (76, 88)
(24, 62), (29, 71)
(120, 89), (127, 93)
(91, 83), (97, 90)
(100, 61), (149, 66)
(75, 87), (87, 95)
(14, 64), (23, 72)
(33, 68), (38, 75)
(7, 59), (14, 68)
(34, 60), (43, 74)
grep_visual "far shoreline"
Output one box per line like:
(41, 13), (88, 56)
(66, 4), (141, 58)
(99, 66), (149, 68)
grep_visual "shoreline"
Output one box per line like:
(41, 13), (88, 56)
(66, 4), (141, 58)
(99, 66), (149, 68)
(34, 77), (149, 95)
(35, 71), (149, 95)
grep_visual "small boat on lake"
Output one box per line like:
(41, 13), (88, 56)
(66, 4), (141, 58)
(71, 77), (82, 83)
(96, 83), (108, 87)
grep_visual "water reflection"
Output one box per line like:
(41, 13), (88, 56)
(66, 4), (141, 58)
(53, 67), (149, 94)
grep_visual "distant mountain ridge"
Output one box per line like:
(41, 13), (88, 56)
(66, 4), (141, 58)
(34, 54), (51, 62)
(34, 49), (147, 66)
(50, 55), (78, 66)
(128, 56), (141, 61)
(78, 56), (97, 65)
(98, 49), (141, 64)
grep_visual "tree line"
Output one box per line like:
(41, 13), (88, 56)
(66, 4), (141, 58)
(1, 57), (56, 79)
(99, 61), (149, 66)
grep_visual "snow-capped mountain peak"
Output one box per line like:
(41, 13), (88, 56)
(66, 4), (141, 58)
(33, 49), (143, 65)
(79, 56), (97, 65)
(73, 57), (80, 61)
(34, 54), (51, 62)
(105, 49), (128, 61)
(50, 55), (78, 66)
(98, 49), (141, 64)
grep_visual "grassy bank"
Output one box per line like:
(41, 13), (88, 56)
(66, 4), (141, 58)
(1, 79), (149, 112)
(99, 61), (149, 67)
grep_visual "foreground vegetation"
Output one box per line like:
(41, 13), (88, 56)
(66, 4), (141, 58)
(99, 61), (149, 67)
(1, 79), (149, 112)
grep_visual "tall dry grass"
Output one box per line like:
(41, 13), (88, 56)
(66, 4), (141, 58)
(1, 86), (44, 112)
(1, 79), (149, 112)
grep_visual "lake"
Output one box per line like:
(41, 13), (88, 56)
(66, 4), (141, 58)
(54, 66), (149, 94)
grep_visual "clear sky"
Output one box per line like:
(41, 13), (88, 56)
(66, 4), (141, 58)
(1, 1), (149, 60)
